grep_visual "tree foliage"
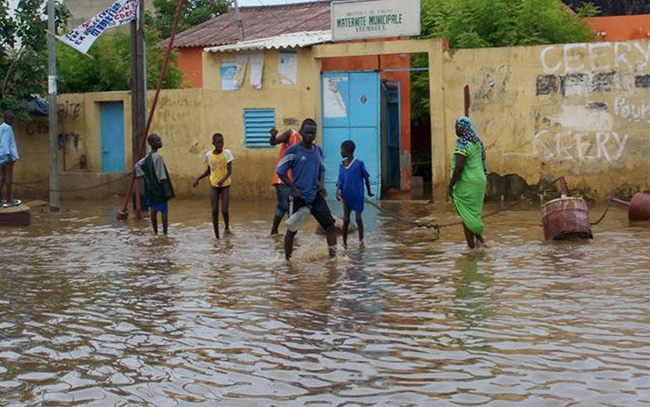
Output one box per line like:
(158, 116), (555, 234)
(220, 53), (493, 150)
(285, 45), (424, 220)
(57, 28), (185, 94)
(150, 0), (231, 39)
(411, 0), (596, 123)
(0, 0), (69, 119)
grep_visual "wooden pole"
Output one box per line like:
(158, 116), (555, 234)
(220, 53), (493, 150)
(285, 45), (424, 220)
(117, 0), (185, 221)
(130, 0), (146, 219)
(463, 84), (470, 117)
(47, 0), (60, 211)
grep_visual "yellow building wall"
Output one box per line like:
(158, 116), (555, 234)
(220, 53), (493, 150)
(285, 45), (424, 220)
(197, 48), (322, 198)
(442, 39), (650, 199)
(11, 39), (649, 201)
(12, 91), (132, 183)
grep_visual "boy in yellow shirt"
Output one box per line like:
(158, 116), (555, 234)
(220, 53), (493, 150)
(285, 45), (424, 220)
(193, 133), (233, 239)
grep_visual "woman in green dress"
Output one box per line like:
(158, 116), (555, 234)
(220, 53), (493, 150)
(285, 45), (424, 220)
(448, 116), (487, 248)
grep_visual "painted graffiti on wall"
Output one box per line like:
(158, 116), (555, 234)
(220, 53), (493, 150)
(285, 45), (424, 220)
(537, 42), (650, 96)
(540, 42), (650, 75)
(531, 41), (648, 166)
(614, 96), (650, 123)
(533, 104), (629, 163)
(473, 65), (512, 100)
(58, 101), (82, 120)
(533, 130), (628, 162)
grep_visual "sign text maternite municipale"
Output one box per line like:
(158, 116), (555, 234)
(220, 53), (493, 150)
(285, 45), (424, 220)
(331, 0), (421, 41)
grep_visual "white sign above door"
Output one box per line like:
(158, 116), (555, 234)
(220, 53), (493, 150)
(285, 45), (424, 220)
(331, 0), (421, 41)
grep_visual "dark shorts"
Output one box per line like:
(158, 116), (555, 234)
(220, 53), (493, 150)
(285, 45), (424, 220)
(289, 194), (335, 230)
(275, 184), (290, 217)
(146, 199), (168, 213)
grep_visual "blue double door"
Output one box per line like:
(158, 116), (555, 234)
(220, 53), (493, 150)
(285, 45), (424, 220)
(321, 72), (381, 200)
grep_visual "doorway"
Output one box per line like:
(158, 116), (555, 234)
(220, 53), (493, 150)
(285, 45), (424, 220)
(321, 71), (380, 199)
(381, 79), (401, 191)
(100, 101), (125, 173)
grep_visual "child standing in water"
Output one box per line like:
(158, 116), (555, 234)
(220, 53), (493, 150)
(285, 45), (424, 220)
(193, 133), (233, 239)
(135, 134), (175, 234)
(336, 140), (373, 248)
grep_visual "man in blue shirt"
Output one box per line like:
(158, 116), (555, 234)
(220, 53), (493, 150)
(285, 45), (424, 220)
(0, 110), (20, 207)
(276, 118), (336, 260)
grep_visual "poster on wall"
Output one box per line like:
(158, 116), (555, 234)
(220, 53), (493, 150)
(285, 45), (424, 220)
(279, 51), (297, 85)
(323, 76), (348, 118)
(220, 58), (247, 91)
(250, 53), (264, 90)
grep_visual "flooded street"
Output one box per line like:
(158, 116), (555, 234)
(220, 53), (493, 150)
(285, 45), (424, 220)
(1, 198), (649, 406)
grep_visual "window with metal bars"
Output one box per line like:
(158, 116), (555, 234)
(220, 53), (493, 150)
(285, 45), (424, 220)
(243, 108), (276, 148)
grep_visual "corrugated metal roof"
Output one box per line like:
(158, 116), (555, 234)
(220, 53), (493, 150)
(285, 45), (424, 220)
(165, 1), (332, 49)
(205, 30), (331, 53)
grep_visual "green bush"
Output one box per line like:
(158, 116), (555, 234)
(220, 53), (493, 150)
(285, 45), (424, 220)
(57, 29), (185, 94)
(411, 0), (596, 123)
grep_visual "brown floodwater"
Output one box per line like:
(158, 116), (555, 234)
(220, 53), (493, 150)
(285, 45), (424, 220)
(1, 198), (649, 406)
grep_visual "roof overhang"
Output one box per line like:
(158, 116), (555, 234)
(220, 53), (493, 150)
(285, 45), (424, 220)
(204, 30), (331, 53)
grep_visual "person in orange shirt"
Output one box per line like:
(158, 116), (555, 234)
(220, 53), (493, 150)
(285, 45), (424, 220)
(269, 126), (302, 235)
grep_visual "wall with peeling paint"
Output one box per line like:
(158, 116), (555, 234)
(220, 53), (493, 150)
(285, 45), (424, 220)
(11, 39), (649, 200)
(12, 47), (321, 200)
(442, 39), (650, 198)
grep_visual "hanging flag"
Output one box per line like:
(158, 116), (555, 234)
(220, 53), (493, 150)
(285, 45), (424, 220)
(59, 0), (138, 54)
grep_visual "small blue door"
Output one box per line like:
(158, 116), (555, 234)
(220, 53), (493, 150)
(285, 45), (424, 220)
(322, 71), (380, 199)
(100, 102), (125, 173)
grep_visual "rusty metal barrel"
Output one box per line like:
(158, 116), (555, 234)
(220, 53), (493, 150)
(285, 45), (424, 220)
(542, 197), (593, 241)
(614, 193), (650, 221)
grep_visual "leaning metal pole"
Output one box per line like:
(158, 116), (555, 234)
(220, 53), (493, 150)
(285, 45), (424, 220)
(116, 0), (185, 220)
(47, 0), (60, 211)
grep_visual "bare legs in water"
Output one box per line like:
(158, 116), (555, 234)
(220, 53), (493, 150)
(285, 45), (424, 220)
(462, 223), (485, 249)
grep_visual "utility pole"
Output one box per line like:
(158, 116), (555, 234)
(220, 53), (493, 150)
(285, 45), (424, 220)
(47, 0), (60, 211)
(130, 0), (146, 218)
(233, 0), (244, 40)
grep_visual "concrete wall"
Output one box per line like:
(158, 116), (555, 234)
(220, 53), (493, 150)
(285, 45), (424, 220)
(12, 91), (133, 198)
(442, 39), (650, 199)
(12, 38), (650, 201)
(198, 48), (322, 198)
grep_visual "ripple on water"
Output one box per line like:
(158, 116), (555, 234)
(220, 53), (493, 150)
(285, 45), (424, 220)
(0, 199), (649, 406)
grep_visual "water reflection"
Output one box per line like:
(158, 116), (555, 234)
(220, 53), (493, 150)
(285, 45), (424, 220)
(0, 199), (648, 406)
(453, 251), (492, 328)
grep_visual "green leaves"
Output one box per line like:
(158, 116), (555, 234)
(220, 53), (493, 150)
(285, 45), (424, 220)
(419, 0), (594, 48)
(57, 29), (185, 93)
(411, 0), (596, 123)
(0, 1), (68, 120)
(150, 0), (231, 39)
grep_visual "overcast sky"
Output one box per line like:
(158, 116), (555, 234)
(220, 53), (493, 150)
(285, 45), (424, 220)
(5, 0), (322, 17)
(238, 0), (320, 6)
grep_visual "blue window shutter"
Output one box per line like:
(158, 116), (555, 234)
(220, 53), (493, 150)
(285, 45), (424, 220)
(244, 108), (275, 148)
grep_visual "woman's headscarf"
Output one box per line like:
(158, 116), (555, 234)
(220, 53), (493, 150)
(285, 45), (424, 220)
(455, 116), (487, 174)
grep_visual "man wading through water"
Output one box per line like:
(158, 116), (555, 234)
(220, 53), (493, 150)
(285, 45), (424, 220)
(276, 118), (337, 260)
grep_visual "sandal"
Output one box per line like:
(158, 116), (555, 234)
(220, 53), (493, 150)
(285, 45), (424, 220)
(2, 199), (21, 208)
